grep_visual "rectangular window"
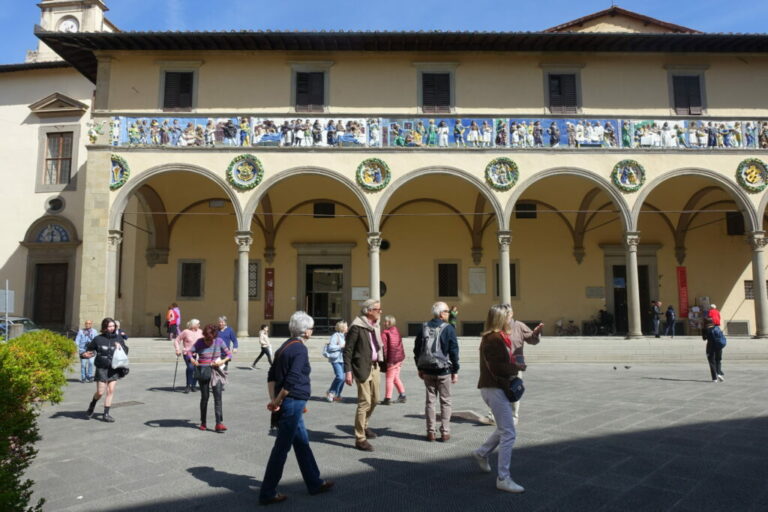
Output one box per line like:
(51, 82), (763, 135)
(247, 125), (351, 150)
(726, 211), (745, 236)
(547, 73), (578, 114)
(672, 75), (703, 115)
(313, 202), (335, 218)
(179, 261), (203, 298)
(234, 260), (261, 300)
(495, 263), (518, 298)
(295, 71), (325, 112)
(421, 72), (451, 113)
(437, 262), (459, 298)
(163, 71), (194, 109)
(44, 132), (73, 185)
(744, 280), (768, 300)
(515, 202), (537, 219)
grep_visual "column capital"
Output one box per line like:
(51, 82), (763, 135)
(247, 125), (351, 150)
(367, 232), (382, 250)
(747, 231), (768, 250)
(624, 231), (641, 249)
(235, 231), (253, 251)
(497, 230), (512, 247)
(107, 229), (123, 249)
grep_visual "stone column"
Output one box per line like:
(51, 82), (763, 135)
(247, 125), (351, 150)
(497, 231), (512, 304)
(625, 232), (643, 338)
(105, 229), (123, 317)
(367, 232), (382, 301)
(748, 231), (768, 338)
(235, 231), (253, 338)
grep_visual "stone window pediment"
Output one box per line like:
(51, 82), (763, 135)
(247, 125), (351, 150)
(28, 93), (88, 117)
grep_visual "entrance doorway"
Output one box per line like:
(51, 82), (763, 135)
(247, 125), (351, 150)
(34, 263), (68, 328)
(305, 264), (344, 334)
(611, 265), (651, 335)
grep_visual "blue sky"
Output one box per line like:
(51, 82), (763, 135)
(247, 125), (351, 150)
(2, 0), (766, 64)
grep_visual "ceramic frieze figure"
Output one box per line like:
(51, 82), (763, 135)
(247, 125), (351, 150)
(109, 154), (130, 191)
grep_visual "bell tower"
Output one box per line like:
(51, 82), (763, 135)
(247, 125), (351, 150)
(27, 0), (115, 62)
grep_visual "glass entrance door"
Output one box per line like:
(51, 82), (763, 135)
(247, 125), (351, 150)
(305, 264), (344, 334)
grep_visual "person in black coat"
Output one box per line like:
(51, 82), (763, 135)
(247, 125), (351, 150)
(80, 317), (129, 422)
(664, 305), (676, 338)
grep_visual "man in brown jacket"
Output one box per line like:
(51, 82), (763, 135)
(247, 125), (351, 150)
(344, 299), (383, 451)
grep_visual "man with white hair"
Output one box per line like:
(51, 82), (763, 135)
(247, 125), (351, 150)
(414, 301), (460, 442)
(344, 299), (383, 451)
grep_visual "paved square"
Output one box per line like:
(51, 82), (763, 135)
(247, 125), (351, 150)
(28, 356), (768, 511)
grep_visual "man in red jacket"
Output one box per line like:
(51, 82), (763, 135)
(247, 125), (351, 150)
(708, 304), (721, 326)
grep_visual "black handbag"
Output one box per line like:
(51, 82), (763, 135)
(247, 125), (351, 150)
(194, 365), (212, 381)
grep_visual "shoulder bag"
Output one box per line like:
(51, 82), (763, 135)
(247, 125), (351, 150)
(482, 339), (524, 402)
(193, 343), (219, 381)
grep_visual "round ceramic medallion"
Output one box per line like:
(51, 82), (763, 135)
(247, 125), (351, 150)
(227, 154), (264, 190)
(485, 158), (519, 191)
(736, 158), (768, 193)
(611, 159), (646, 193)
(110, 154), (130, 190)
(356, 158), (391, 191)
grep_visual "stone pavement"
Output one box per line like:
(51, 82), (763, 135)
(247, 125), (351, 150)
(28, 353), (768, 511)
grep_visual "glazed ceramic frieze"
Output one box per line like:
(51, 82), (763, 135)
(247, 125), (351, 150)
(108, 116), (768, 151)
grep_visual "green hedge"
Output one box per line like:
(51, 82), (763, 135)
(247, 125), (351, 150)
(0, 330), (75, 512)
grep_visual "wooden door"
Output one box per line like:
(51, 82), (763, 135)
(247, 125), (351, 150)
(34, 263), (68, 326)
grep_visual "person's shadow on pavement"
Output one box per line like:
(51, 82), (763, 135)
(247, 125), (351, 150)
(187, 466), (261, 494)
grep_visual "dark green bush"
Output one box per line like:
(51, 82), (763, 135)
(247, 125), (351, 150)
(0, 330), (75, 511)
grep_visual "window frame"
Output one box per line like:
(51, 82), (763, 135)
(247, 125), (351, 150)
(543, 69), (582, 114)
(493, 259), (520, 299)
(36, 124), (81, 193)
(666, 66), (708, 116)
(414, 62), (458, 114)
(233, 259), (262, 301)
(435, 259), (461, 299)
(290, 61), (333, 113)
(158, 61), (202, 112)
(177, 259), (205, 300)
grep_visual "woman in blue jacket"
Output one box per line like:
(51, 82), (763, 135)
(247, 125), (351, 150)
(325, 321), (347, 402)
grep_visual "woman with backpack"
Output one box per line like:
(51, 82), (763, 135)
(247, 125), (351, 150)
(702, 317), (726, 382)
(81, 317), (129, 423)
(380, 315), (406, 405)
(190, 324), (232, 432)
(324, 321), (347, 402)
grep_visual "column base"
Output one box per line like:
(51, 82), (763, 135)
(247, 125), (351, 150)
(237, 331), (249, 338)
(752, 334), (768, 339)
(624, 333), (645, 340)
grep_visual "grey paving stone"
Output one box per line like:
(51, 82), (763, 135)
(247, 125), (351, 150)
(24, 361), (768, 511)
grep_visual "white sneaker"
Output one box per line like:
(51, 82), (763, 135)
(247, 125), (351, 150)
(472, 451), (491, 473)
(712, 379), (718, 383)
(497, 477), (525, 494)
(717, 374), (725, 382)
(326, 392), (335, 403)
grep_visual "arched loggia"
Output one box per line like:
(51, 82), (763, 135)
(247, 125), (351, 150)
(241, 167), (375, 233)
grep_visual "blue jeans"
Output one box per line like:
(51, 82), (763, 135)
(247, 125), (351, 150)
(80, 355), (94, 381)
(329, 362), (345, 397)
(184, 355), (195, 388)
(260, 398), (323, 502)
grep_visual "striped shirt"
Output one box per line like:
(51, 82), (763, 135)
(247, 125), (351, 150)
(191, 338), (231, 366)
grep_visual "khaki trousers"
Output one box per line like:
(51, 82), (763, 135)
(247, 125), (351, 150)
(423, 373), (452, 435)
(354, 366), (380, 442)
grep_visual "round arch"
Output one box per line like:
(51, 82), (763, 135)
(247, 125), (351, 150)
(755, 186), (768, 227)
(108, 163), (245, 231)
(373, 166), (505, 232)
(631, 168), (758, 232)
(241, 167), (375, 232)
(24, 215), (80, 243)
(504, 167), (632, 232)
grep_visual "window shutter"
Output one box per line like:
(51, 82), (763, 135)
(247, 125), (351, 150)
(296, 72), (324, 111)
(164, 72), (193, 109)
(673, 75), (702, 115)
(549, 74), (578, 114)
(437, 263), (458, 297)
(422, 73), (451, 113)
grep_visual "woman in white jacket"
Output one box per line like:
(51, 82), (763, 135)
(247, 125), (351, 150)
(252, 324), (273, 368)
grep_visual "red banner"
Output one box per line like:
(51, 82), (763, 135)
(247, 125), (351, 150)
(677, 266), (689, 318)
(264, 268), (275, 320)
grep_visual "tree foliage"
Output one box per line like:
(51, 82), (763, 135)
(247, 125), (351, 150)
(0, 330), (75, 511)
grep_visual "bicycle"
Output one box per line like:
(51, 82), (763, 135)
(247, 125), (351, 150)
(554, 318), (580, 336)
